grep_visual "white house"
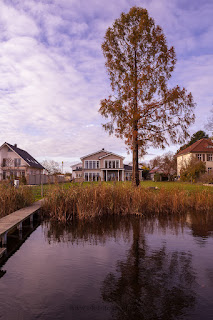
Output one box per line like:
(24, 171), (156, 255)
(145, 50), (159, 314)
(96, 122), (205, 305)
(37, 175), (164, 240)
(176, 138), (213, 176)
(71, 148), (143, 182)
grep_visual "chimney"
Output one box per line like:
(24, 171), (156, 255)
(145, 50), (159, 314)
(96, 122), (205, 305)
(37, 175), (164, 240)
(14, 144), (17, 148)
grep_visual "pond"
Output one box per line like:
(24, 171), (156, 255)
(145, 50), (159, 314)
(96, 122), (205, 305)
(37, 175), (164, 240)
(0, 213), (213, 320)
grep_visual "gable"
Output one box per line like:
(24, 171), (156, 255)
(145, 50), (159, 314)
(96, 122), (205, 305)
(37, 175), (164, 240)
(4, 143), (44, 169)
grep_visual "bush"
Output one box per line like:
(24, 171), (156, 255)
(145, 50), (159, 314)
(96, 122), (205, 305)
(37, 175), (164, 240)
(199, 171), (213, 184)
(180, 159), (206, 182)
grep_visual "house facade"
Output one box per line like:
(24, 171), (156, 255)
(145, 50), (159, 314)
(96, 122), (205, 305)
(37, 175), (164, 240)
(71, 148), (143, 182)
(176, 138), (213, 176)
(71, 162), (83, 180)
(0, 142), (44, 182)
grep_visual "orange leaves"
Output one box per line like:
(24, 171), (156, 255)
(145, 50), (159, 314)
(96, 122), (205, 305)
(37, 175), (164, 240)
(99, 7), (195, 184)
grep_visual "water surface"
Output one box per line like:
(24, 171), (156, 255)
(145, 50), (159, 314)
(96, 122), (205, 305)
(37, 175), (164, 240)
(0, 213), (213, 320)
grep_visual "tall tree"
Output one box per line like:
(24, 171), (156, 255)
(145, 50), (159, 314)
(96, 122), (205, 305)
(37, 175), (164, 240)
(99, 7), (195, 186)
(177, 130), (209, 153)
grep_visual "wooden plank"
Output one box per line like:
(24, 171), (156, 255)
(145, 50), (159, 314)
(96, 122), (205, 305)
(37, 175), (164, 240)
(0, 199), (44, 237)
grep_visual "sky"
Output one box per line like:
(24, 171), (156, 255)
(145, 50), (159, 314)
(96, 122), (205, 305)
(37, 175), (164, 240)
(0, 0), (213, 172)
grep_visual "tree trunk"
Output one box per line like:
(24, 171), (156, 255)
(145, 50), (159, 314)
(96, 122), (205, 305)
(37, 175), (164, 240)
(132, 127), (140, 186)
(132, 49), (140, 187)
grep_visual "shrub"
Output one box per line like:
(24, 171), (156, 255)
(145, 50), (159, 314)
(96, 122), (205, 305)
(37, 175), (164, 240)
(199, 171), (213, 184)
(180, 159), (206, 182)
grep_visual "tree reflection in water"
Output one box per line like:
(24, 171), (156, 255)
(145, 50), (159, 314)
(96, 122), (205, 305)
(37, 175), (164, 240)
(101, 219), (196, 320)
(44, 214), (198, 319)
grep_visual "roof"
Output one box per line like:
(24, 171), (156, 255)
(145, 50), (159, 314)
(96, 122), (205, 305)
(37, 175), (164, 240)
(149, 167), (163, 174)
(124, 164), (143, 171)
(80, 149), (109, 160)
(176, 138), (213, 156)
(124, 164), (132, 171)
(80, 149), (125, 160)
(99, 152), (125, 160)
(2, 143), (44, 169)
(71, 162), (82, 169)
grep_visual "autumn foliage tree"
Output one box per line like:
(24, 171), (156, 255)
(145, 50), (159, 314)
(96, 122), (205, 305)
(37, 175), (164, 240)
(99, 7), (195, 186)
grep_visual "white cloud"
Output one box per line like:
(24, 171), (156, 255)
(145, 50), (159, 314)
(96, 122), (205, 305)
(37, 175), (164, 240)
(0, 0), (212, 164)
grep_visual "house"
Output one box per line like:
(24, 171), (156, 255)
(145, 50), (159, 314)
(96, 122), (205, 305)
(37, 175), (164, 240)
(71, 148), (143, 182)
(149, 167), (164, 181)
(176, 138), (213, 176)
(71, 162), (82, 180)
(0, 142), (44, 182)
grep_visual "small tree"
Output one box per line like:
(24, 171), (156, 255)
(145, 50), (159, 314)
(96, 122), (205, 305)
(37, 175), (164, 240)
(99, 7), (195, 186)
(149, 152), (177, 180)
(41, 160), (62, 175)
(180, 158), (206, 182)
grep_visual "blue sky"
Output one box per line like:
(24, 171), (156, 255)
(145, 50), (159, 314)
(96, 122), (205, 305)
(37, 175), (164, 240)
(0, 0), (212, 171)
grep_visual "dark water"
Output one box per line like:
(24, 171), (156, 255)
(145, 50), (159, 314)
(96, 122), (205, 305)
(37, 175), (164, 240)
(0, 213), (213, 320)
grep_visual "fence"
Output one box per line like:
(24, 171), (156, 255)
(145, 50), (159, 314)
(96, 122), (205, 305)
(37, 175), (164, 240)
(27, 174), (65, 185)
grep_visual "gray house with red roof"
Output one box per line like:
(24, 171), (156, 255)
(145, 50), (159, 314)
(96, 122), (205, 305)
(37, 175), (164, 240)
(0, 142), (44, 182)
(176, 138), (213, 176)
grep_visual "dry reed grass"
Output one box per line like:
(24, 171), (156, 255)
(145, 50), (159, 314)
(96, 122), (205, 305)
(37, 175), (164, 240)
(42, 183), (213, 222)
(0, 183), (33, 218)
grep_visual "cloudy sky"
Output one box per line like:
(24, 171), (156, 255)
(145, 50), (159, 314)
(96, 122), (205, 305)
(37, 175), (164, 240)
(0, 0), (212, 171)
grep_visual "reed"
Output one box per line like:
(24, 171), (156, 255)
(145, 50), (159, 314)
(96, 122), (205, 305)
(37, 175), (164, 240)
(42, 183), (213, 222)
(0, 183), (33, 218)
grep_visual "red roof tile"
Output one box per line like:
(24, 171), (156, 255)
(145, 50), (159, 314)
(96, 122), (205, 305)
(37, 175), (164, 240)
(176, 139), (213, 156)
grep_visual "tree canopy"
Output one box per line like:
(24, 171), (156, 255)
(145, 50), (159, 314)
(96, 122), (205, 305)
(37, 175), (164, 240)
(177, 130), (209, 153)
(42, 160), (61, 175)
(99, 7), (195, 186)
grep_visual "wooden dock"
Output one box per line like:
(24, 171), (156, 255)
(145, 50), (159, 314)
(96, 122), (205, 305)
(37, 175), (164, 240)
(0, 200), (43, 257)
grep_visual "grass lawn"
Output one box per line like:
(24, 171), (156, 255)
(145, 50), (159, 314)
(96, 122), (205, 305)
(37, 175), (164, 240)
(139, 180), (213, 192)
(31, 180), (213, 201)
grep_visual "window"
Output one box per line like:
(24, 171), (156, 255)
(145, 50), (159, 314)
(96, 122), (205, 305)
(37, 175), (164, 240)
(203, 154), (205, 161)
(84, 172), (100, 182)
(105, 160), (120, 168)
(207, 154), (213, 161)
(2, 158), (6, 167)
(208, 167), (212, 174)
(14, 158), (21, 167)
(85, 160), (99, 169)
(196, 154), (202, 161)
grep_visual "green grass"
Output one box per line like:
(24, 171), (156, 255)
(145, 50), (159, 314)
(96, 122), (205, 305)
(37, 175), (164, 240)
(31, 180), (213, 202)
(139, 180), (213, 192)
